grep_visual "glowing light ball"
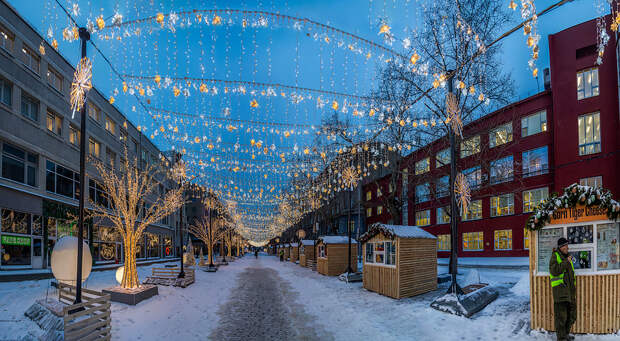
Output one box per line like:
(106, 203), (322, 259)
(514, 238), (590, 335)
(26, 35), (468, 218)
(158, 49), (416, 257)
(115, 266), (124, 285)
(51, 236), (92, 285)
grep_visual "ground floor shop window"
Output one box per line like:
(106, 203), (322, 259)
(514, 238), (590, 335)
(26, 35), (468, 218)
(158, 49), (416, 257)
(147, 233), (160, 258)
(437, 234), (451, 251)
(494, 229), (512, 250)
(1, 235), (31, 265)
(164, 235), (173, 257)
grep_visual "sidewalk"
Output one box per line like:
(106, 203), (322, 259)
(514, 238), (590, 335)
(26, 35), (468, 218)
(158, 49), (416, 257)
(437, 257), (529, 269)
(0, 257), (181, 282)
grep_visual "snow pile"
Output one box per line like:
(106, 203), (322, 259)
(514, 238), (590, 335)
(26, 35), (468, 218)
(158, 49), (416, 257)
(511, 272), (530, 297)
(300, 240), (315, 246)
(319, 236), (357, 244)
(460, 269), (481, 287)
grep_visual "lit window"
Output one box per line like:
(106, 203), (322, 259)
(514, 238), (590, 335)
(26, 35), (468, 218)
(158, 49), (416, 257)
(366, 207), (372, 217)
(463, 166), (482, 189)
(46, 66), (63, 92)
(415, 183), (430, 203)
(436, 176), (449, 198)
(490, 155), (513, 184)
(415, 157), (430, 175)
(579, 176), (602, 188)
(460, 135), (480, 158)
(377, 206), (383, 215)
(89, 138), (101, 158)
(377, 187), (382, 197)
(437, 234), (451, 251)
(463, 231), (484, 251)
(436, 148), (450, 168)
(0, 24), (15, 52)
(388, 182), (394, 193)
(46, 111), (62, 136)
(494, 229), (512, 250)
(521, 110), (547, 137)
(461, 200), (482, 221)
(577, 68), (599, 100)
(366, 191), (372, 201)
(21, 45), (40, 74)
(20, 94), (39, 122)
(524, 228), (529, 250)
(119, 130), (128, 144)
(490, 193), (514, 217)
(522, 146), (548, 177)
(578, 112), (601, 155)
(0, 77), (12, 106)
(489, 122), (513, 148)
(437, 206), (450, 224)
(88, 103), (101, 122)
(523, 187), (548, 213)
(415, 210), (430, 226)
(106, 148), (116, 168)
(105, 116), (117, 135)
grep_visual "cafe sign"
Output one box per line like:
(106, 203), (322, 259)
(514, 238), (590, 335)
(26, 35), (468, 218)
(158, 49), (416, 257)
(1, 235), (31, 246)
(550, 204), (608, 225)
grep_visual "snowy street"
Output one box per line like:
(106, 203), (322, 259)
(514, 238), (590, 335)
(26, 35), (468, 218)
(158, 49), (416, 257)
(0, 254), (617, 340)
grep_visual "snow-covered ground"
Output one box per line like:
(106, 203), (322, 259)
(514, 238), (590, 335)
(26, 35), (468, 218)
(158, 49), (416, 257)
(0, 255), (618, 340)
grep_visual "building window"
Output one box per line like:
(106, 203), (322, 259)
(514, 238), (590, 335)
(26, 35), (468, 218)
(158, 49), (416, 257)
(521, 110), (547, 137)
(119, 130), (128, 144)
(489, 122), (513, 148)
(106, 148), (116, 168)
(318, 244), (326, 258)
(437, 206), (450, 224)
(376, 187), (382, 197)
(46, 66), (63, 92)
(415, 157), (430, 175)
(46, 111), (62, 136)
(463, 166), (482, 189)
(0, 77), (11, 106)
(89, 179), (108, 207)
(20, 94), (39, 122)
(522, 146), (548, 177)
(437, 234), (451, 251)
(524, 228), (529, 250)
(523, 187), (548, 213)
(21, 45), (40, 74)
(415, 210), (430, 226)
(580, 176), (602, 188)
(388, 183), (394, 193)
(377, 206), (383, 215)
(365, 242), (395, 265)
(88, 103), (101, 122)
(494, 229), (512, 250)
(436, 148), (450, 168)
(46, 160), (79, 199)
(89, 138), (101, 158)
(1, 143), (37, 187)
(460, 135), (480, 158)
(461, 199), (482, 221)
(366, 191), (372, 201)
(490, 193), (514, 217)
(436, 176), (449, 198)
(0, 24), (15, 52)
(365, 243), (374, 263)
(490, 155), (513, 184)
(366, 207), (372, 217)
(463, 231), (484, 251)
(105, 116), (116, 135)
(577, 68), (599, 100)
(578, 112), (601, 155)
(69, 125), (80, 146)
(415, 183), (430, 203)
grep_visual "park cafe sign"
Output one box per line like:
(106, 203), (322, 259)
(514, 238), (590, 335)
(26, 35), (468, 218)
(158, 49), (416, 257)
(549, 204), (608, 225)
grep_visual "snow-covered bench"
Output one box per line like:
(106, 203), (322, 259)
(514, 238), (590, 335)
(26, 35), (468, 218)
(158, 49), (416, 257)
(143, 267), (195, 288)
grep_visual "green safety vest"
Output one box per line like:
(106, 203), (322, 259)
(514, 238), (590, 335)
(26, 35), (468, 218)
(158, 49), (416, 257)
(549, 251), (575, 288)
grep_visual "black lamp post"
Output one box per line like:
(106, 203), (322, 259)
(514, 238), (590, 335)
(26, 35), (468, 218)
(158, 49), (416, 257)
(74, 27), (90, 306)
(346, 186), (354, 274)
(176, 153), (185, 279)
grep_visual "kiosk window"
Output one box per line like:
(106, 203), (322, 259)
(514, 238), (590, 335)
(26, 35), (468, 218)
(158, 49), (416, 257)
(597, 223), (619, 271)
(537, 227), (563, 272)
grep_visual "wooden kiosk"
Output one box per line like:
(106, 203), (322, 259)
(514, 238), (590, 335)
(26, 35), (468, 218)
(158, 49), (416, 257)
(528, 184), (620, 334)
(316, 236), (358, 276)
(359, 223), (437, 299)
(283, 243), (291, 260)
(299, 240), (315, 267)
(289, 243), (299, 263)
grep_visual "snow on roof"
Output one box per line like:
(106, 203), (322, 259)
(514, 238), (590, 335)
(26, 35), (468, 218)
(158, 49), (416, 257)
(290, 243), (299, 247)
(301, 240), (315, 246)
(318, 235), (358, 244)
(284, 243), (290, 247)
(359, 223), (436, 243)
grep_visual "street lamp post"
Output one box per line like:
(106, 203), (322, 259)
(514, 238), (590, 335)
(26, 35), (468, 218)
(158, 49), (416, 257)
(74, 27), (90, 306)
(346, 186), (353, 274)
(177, 154), (185, 279)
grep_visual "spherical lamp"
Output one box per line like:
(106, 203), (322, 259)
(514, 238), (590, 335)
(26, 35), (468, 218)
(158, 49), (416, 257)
(51, 236), (92, 285)
(115, 266), (125, 285)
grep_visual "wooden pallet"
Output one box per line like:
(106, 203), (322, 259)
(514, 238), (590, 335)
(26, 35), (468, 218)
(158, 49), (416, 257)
(58, 283), (111, 341)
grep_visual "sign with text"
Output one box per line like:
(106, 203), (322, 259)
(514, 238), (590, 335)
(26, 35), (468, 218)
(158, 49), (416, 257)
(1, 235), (31, 246)
(550, 204), (607, 225)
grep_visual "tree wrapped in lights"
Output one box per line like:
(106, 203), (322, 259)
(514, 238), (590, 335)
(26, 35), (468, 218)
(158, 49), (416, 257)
(188, 194), (227, 267)
(91, 152), (183, 288)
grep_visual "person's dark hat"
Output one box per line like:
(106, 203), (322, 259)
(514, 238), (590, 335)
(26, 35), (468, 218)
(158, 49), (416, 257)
(557, 237), (569, 248)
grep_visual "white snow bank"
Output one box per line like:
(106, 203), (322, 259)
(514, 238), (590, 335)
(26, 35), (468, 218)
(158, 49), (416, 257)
(319, 236), (357, 244)
(511, 272), (530, 297)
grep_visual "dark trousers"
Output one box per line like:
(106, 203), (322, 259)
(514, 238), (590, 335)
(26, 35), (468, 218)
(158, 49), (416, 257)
(554, 301), (576, 340)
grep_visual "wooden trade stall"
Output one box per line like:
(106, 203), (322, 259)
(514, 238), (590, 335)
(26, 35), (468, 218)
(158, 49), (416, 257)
(359, 223), (437, 299)
(528, 184), (620, 334)
(283, 243), (291, 260)
(316, 236), (358, 276)
(299, 240), (315, 267)
(289, 243), (299, 263)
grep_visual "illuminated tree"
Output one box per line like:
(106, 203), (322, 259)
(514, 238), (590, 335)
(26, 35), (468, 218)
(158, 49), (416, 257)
(91, 152), (183, 288)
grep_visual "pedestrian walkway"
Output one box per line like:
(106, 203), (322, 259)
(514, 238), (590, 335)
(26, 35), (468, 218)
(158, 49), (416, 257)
(210, 256), (331, 340)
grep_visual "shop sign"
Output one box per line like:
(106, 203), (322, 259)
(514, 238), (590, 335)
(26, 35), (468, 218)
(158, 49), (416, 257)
(1, 235), (31, 246)
(550, 204), (607, 225)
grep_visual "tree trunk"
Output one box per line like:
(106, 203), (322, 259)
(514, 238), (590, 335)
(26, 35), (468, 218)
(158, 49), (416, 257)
(121, 232), (140, 288)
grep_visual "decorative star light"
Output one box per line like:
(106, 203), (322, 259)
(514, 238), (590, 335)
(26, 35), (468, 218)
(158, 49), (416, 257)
(454, 172), (471, 215)
(70, 57), (92, 118)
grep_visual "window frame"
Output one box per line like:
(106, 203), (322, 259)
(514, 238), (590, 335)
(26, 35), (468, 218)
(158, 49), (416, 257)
(460, 135), (481, 158)
(20, 94), (39, 122)
(46, 110), (62, 136)
(494, 229), (513, 251)
(579, 176), (602, 188)
(0, 24), (15, 53)
(415, 209), (431, 226)
(577, 112), (601, 156)
(1, 142), (38, 187)
(88, 137), (101, 159)
(437, 234), (451, 251)
(20, 45), (40, 74)
(436, 148), (450, 168)
(576, 67), (599, 100)
(521, 110), (547, 138)
(489, 122), (513, 148)
(489, 155), (514, 184)
(463, 231), (484, 251)
(490, 193), (515, 217)
(69, 124), (80, 146)
(415, 157), (430, 175)
(415, 182), (430, 203)
(105, 115), (117, 135)
(523, 187), (549, 213)
(522, 146), (549, 177)
(46, 65), (63, 93)
(437, 206), (451, 224)
(45, 160), (80, 199)
(461, 199), (483, 221)
(0, 77), (12, 106)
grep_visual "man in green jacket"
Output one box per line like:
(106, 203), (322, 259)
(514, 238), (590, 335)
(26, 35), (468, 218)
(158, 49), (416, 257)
(549, 237), (576, 341)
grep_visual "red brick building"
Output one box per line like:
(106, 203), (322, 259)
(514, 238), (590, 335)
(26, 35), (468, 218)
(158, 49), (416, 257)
(363, 17), (619, 258)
